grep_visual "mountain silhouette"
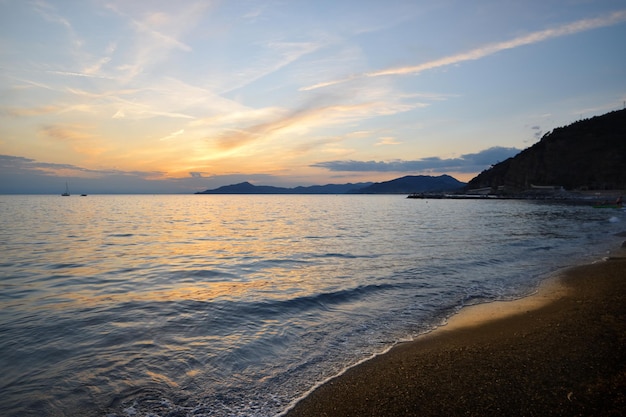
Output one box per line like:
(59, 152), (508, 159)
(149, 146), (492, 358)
(466, 109), (626, 192)
(354, 175), (465, 194)
(196, 175), (466, 194)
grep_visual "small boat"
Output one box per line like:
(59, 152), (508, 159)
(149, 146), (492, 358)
(61, 182), (70, 196)
(80, 194), (87, 197)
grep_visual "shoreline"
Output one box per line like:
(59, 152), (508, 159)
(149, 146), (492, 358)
(284, 244), (626, 416)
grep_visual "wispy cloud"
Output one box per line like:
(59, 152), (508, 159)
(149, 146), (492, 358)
(375, 137), (401, 146)
(31, 0), (73, 32)
(0, 154), (265, 193)
(0, 154), (179, 181)
(27, 2), (115, 82)
(110, 104), (195, 120)
(312, 147), (520, 173)
(191, 107), (284, 129)
(30, 0), (84, 50)
(64, 85), (197, 120)
(45, 70), (115, 80)
(0, 154), (108, 178)
(213, 105), (327, 150)
(160, 129), (185, 141)
(212, 99), (421, 151)
(3, 105), (60, 117)
(302, 10), (626, 91)
(39, 123), (107, 157)
(102, 1), (209, 80)
(6, 76), (57, 92)
(219, 40), (326, 94)
(41, 124), (94, 142)
(7, 73), (213, 124)
(83, 52), (114, 76)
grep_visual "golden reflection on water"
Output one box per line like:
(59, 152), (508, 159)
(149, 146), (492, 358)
(3, 195), (362, 331)
(61, 274), (308, 305)
(62, 279), (290, 307)
(145, 370), (179, 388)
(4, 195), (333, 312)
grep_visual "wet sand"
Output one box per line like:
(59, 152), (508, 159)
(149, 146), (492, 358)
(285, 245), (626, 417)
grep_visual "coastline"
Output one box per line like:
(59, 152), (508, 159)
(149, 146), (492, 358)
(284, 243), (626, 417)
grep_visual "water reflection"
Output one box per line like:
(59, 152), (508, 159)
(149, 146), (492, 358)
(0, 195), (622, 417)
(63, 279), (298, 306)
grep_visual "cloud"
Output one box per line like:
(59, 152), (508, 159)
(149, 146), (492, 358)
(212, 99), (414, 151)
(0, 154), (100, 178)
(0, 154), (183, 193)
(40, 124), (94, 143)
(102, 1), (210, 81)
(31, 0), (74, 34)
(220, 40), (327, 94)
(38, 124), (108, 158)
(130, 15), (193, 53)
(65, 84), (197, 120)
(159, 129), (185, 141)
(30, 0), (87, 53)
(191, 107), (284, 129)
(45, 70), (115, 80)
(302, 10), (626, 91)
(0, 154), (294, 194)
(3, 105), (61, 117)
(212, 107), (316, 150)
(0, 154), (37, 168)
(83, 58), (111, 75)
(110, 99), (195, 120)
(0, 154), (196, 182)
(243, 6), (266, 21)
(311, 146), (520, 173)
(375, 137), (402, 146)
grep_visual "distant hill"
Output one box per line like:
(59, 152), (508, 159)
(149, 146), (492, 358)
(353, 175), (465, 194)
(466, 109), (626, 192)
(195, 181), (373, 194)
(195, 175), (466, 194)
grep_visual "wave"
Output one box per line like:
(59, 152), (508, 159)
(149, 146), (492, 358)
(224, 282), (406, 320)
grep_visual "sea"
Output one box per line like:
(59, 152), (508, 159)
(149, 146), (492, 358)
(1, 194), (624, 417)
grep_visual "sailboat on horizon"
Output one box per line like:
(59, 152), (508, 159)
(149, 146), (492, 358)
(61, 182), (70, 196)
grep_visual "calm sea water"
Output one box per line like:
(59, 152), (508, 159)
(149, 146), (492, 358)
(1, 195), (624, 417)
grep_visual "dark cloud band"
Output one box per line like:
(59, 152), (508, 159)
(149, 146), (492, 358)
(311, 146), (520, 173)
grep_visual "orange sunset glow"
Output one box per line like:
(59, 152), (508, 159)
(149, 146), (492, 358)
(1, 1), (625, 193)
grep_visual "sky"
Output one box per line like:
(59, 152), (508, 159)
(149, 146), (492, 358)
(1, 0), (625, 194)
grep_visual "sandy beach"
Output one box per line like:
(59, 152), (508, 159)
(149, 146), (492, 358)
(285, 244), (626, 417)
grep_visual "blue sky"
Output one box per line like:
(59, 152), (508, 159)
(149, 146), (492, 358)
(1, 0), (625, 193)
